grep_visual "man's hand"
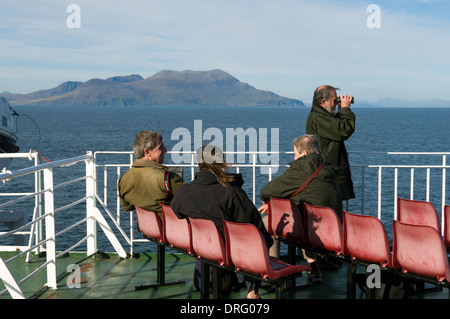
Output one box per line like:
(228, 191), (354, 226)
(340, 95), (353, 108)
(258, 203), (268, 215)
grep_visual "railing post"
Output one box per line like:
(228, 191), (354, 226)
(43, 167), (57, 289)
(442, 155), (446, 234)
(252, 153), (256, 203)
(377, 167), (382, 220)
(85, 152), (97, 255)
(361, 167), (365, 214)
(394, 168), (398, 220)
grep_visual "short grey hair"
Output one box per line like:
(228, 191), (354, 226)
(133, 130), (162, 159)
(292, 134), (321, 155)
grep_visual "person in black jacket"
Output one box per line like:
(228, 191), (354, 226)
(171, 145), (273, 299)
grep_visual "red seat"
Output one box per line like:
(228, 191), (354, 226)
(160, 204), (194, 254)
(135, 207), (165, 243)
(303, 203), (343, 255)
(392, 220), (450, 282)
(267, 198), (305, 243)
(397, 197), (441, 232)
(190, 218), (232, 267)
(190, 218), (233, 299)
(444, 205), (450, 248)
(342, 211), (394, 268)
(223, 220), (310, 282)
(135, 207), (185, 289)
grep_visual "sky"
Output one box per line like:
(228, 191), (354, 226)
(1, 0), (449, 102)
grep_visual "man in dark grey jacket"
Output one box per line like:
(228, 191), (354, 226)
(306, 85), (356, 200)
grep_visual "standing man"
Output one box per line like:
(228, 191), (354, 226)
(118, 130), (184, 214)
(306, 85), (356, 201)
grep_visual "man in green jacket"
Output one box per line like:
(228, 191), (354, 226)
(306, 85), (356, 200)
(118, 130), (184, 215)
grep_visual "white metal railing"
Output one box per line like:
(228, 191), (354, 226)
(0, 151), (126, 299)
(0, 151), (40, 252)
(365, 152), (448, 234)
(94, 150), (450, 253)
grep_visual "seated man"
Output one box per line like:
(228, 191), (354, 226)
(259, 134), (342, 283)
(118, 130), (184, 215)
(171, 145), (272, 299)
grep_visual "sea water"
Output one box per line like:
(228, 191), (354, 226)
(4, 105), (450, 252)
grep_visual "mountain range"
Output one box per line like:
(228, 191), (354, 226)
(2, 69), (305, 107)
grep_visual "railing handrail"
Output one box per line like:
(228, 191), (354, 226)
(0, 153), (92, 182)
(0, 152), (104, 298)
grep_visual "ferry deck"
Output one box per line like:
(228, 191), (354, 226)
(0, 150), (449, 303)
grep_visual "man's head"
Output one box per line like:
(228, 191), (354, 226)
(292, 134), (321, 160)
(313, 85), (339, 115)
(133, 130), (167, 163)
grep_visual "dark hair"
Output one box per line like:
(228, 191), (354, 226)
(197, 145), (235, 187)
(313, 85), (339, 106)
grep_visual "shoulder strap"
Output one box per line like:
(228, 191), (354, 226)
(163, 170), (174, 198)
(290, 162), (325, 198)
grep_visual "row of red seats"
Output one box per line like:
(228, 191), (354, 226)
(267, 197), (450, 298)
(134, 204), (311, 299)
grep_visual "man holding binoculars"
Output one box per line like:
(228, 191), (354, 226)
(306, 85), (356, 202)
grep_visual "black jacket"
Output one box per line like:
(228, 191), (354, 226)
(171, 171), (273, 248)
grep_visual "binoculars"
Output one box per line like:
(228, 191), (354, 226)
(335, 96), (354, 104)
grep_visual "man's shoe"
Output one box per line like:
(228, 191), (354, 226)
(308, 262), (323, 284)
(308, 270), (323, 284)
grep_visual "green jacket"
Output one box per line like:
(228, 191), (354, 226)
(118, 159), (185, 213)
(260, 153), (343, 219)
(306, 104), (356, 200)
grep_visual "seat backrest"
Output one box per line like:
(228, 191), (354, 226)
(444, 205), (450, 248)
(190, 218), (232, 266)
(392, 220), (450, 282)
(223, 220), (271, 277)
(135, 207), (164, 243)
(342, 211), (393, 268)
(303, 203), (343, 254)
(267, 198), (304, 243)
(397, 197), (441, 232)
(160, 204), (193, 254)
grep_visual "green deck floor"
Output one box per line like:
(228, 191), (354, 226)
(1, 249), (448, 301)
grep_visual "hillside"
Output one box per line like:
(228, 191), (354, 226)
(3, 70), (304, 107)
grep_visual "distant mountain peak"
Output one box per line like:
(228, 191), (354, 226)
(3, 69), (304, 107)
(150, 69), (239, 84)
(105, 74), (144, 83)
